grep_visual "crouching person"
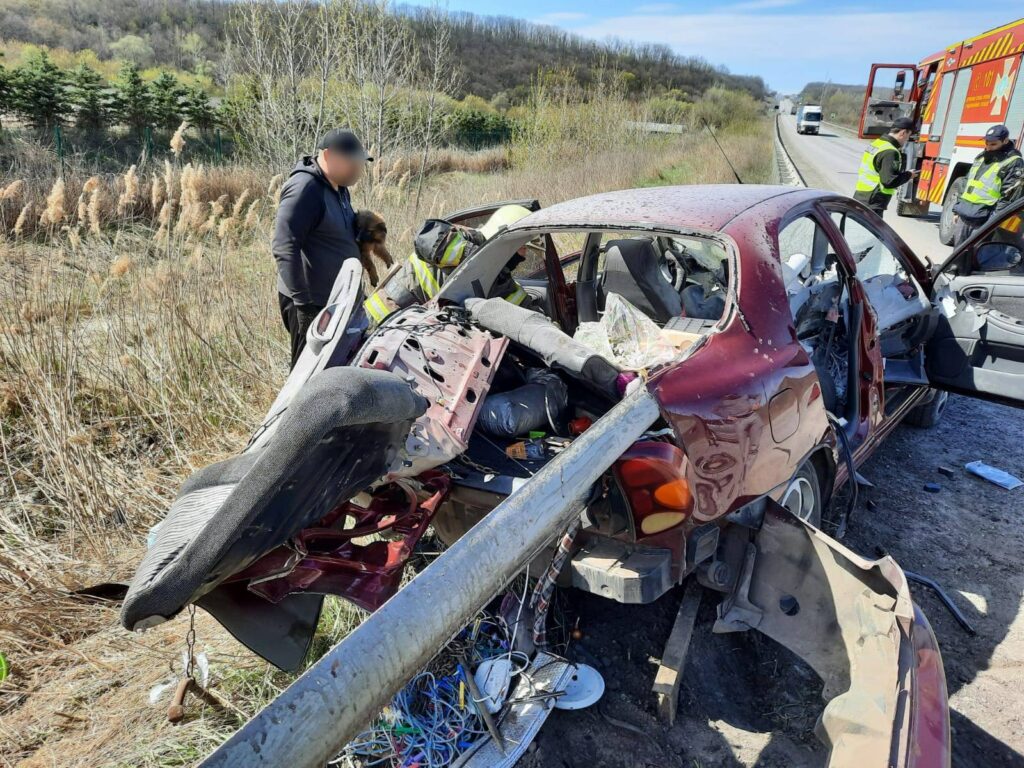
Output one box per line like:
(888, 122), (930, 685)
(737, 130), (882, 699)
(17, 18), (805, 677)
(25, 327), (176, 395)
(364, 205), (533, 325)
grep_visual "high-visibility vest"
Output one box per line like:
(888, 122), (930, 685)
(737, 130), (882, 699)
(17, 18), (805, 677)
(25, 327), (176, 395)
(961, 154), (1020, 207)
(363, 254), (529, 324)
(855, 138), (901, 195)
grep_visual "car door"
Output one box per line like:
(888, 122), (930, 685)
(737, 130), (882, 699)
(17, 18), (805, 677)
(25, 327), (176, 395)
(926, 198), (1024, 408)
(443, 198), (540, 228)
(821, 200), (936, 409)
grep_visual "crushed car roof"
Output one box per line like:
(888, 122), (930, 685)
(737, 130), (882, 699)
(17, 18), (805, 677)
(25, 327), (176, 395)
(507, 184), (815, 233)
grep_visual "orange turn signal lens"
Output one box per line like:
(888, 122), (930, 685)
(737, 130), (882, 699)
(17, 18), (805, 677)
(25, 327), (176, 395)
(653, 479), (692, 510)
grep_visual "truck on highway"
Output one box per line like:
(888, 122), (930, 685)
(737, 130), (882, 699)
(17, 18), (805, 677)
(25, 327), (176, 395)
(796, 104), (822, 134)
(859, 17), (1024, 241)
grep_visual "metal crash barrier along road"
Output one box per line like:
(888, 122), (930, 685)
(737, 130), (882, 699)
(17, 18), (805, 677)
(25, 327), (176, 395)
(200, 386), (661, 768)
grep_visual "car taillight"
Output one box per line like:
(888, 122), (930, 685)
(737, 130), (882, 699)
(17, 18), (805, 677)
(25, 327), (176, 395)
(615, 443), (693, 536)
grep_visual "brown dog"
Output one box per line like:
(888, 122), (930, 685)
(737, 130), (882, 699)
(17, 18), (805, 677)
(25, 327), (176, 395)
(355, 210), (393, 285)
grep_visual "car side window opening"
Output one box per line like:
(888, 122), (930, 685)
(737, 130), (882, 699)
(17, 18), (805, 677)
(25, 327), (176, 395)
(966, 213), (1024, 275)
(829, 209), (933, 361)
(590, 232), (729, 327)
(778, 214), (854, 419)
(829, 211), (909, 284)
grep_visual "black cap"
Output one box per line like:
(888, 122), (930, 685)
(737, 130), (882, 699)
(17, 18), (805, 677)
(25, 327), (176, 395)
(985, 124), (1010, 142)
(317, 129), (372, 161)
(891, 117), (915, 132)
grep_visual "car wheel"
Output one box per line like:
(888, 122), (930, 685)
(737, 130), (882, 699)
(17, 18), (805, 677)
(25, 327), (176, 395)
(939, 177), (966, 246)
(904, 389), (949, 428)
(781, 462), (822, 527)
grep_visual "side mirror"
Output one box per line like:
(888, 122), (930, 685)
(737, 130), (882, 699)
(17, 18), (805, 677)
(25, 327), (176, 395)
(975, 242), (1023, 272)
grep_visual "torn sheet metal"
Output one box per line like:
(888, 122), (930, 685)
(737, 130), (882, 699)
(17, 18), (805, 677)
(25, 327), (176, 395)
(716, 501), (945, 768)
(356, 305), (508, 479)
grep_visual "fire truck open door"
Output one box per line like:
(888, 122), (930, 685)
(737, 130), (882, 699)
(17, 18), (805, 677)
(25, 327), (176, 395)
(859, 64), (920, 138)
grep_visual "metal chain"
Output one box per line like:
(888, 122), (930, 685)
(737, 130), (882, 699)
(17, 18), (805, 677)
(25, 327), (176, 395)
(184, 604), (197, 680)
(455, 453), (500, 476)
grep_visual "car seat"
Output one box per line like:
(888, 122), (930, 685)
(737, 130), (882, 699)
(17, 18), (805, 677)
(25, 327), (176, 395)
(598, 239), (682, 323)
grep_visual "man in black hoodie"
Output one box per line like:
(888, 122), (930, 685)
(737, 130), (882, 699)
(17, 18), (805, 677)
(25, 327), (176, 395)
(853, 116), (918, 218)
(953, 124), (1024, 246)
(273, 129), (371, 368)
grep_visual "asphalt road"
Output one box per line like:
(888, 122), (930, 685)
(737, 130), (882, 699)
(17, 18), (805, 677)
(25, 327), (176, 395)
(778, 111), (1024, 767)
(777, 113), (953, 265)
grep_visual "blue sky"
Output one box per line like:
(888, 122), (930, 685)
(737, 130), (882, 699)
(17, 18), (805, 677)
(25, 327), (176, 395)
(410, 2), (1018, 93)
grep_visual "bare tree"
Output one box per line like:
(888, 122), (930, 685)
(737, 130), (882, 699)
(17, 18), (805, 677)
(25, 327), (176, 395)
(342, 0), (418, 164)
(224, 0), (346, 166)
(413, 6), (460, 213)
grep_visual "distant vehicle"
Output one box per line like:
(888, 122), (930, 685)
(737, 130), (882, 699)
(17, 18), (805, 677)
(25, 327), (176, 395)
(790, 103), (798, 115)
(796, 104), (822, 134)
(860, 17), (1024, 236)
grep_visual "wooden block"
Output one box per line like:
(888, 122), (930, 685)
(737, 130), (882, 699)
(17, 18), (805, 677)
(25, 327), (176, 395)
(652, 579), (703, 725)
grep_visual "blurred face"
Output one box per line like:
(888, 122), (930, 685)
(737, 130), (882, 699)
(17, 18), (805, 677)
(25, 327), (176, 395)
(985, 138), (1008, 152)
(318, 148), (366, 188)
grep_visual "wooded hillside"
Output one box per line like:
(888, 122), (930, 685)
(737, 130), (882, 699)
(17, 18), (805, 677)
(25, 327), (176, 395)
(0, 0), (767, 102)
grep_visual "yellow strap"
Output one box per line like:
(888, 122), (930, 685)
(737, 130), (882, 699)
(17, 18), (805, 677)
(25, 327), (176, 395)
(503, 282), (527, 305)
(363, 292), (391, 323)
(409, 254), (440, 298)
(438, 235), (467, 268)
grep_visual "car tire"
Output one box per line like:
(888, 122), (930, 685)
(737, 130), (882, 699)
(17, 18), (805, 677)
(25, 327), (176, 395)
(781, 462), (822, 528)
(939, 177), (966, 246)
(904, 389), (949, 428)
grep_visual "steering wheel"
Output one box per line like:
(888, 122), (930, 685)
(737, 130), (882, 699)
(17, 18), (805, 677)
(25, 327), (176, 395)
(660, 248), (686, 292)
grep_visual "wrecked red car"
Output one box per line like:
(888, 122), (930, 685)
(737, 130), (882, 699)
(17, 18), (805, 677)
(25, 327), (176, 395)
(123, 186), (1024, 766)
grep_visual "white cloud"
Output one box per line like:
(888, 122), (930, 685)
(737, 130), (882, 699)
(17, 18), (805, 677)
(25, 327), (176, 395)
(572, 9), (1012, 91)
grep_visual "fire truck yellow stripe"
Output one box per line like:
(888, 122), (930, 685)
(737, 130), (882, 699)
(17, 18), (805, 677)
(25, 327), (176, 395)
(964, 18), (1024, 45)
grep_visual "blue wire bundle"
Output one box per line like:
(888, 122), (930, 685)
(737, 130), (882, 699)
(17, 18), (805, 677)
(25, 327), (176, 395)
(335, 612), (523, 768)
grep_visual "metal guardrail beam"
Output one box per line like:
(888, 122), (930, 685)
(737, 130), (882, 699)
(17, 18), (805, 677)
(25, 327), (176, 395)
(200, 386), (662, 768)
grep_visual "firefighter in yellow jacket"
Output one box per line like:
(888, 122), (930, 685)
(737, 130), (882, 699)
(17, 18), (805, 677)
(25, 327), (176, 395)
(952, 124), (1024, 246)
(363, 204), (533, 325)
(853, 116), (917, 218)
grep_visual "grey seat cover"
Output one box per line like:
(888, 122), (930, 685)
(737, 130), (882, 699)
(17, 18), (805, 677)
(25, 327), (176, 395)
(598, 239), (682, 323)
(466, 297), (621, 396)
(121, 366), (426, 637)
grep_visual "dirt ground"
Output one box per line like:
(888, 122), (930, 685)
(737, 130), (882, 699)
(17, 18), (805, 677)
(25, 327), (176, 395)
(524, 394), (1024, 767)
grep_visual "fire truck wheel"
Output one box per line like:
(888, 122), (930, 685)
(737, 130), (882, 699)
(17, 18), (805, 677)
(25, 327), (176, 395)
(939, 177), (966, 246)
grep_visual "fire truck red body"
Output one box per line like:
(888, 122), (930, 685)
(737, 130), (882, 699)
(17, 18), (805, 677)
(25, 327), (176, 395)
(859, 18), (1024, 242)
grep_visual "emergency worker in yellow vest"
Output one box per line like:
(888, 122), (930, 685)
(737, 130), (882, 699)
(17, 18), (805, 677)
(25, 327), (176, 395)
(952, 124), (1024, 246)
(363, 204), (534, 325)
(854, 116), (917, 218)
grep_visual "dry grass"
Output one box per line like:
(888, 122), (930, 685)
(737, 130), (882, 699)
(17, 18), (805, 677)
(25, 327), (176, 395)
(0, 117), (772, 767)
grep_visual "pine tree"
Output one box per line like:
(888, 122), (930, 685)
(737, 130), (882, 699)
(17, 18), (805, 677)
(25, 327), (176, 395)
(180, 83), (217, 131)
(113, 62), (153, 134)
(67, 63), (111, 135)
(0, 65), (10, 129)
(10, 50), (70, 130)
(150, 71), (185, 131)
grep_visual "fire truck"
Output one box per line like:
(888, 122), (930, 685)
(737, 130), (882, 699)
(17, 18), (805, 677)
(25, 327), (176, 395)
(859, 17), (1024, 243)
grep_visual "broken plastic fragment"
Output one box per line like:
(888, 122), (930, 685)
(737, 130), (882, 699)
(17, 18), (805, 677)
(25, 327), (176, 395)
(965, 461), (1023, 490)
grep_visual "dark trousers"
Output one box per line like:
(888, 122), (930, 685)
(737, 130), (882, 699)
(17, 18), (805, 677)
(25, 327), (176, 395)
(279, 293), (323, 369)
